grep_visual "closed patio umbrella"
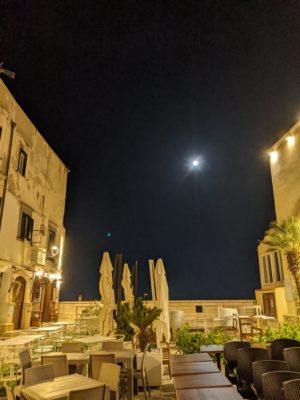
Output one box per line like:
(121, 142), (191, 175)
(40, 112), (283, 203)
(99, 252), (115, 335)
(121, 263), (134, 304)
(154, 258), (170, 343)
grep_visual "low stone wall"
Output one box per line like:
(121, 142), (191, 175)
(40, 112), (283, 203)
(58, 299), (256, 321)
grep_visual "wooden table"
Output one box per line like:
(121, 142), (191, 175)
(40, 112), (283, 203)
(20, 373), (105, 400)
(173, 372), (232, 390)
(171, 361), (219, 376)
(176, 387), (243, 400)
(170, 353), (212, 364)
(0, 335), (45, 346)
(33, 352), (90, 368)
(200, 345), (224, 369)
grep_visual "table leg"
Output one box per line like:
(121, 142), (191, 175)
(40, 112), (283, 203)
(215, 353), (221, 370)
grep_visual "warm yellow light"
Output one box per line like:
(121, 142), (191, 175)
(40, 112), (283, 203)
(58, 236), (64, 271)
(286, 135), (295, 147)
(269, 150), (278, 163)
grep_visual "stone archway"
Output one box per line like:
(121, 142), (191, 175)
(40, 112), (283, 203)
(12, 276), (26, 330)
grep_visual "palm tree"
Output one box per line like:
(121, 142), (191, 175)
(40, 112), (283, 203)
(263, 217), (300, 296)
(130, 297), (161, 351)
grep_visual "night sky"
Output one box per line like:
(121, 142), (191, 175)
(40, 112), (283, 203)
(1, 1), (300, 301)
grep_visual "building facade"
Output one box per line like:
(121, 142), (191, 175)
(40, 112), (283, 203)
(0, 79), (68, 332)
(256, 121), (300, 321)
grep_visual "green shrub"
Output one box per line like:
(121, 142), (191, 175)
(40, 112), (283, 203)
(115, 302), (135, 341)
(253, 321), (300, 343)
(175, 324), (231, 354)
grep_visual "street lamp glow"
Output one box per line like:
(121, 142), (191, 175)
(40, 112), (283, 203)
(269, 150), (278, 163)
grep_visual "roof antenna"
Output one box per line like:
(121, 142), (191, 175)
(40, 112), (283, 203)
(0, 62), (15, 79)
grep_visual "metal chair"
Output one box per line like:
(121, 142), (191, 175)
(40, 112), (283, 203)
(68, 385), (106, 400)
(133, 343), (151, 400)
(24, 364), (55, 385)
(252, 360), (289, 399)
(99, 362), (121, 400)
(283, 378), (300, 400)
(102, 341), (124, 351)
(223, 341), (251, 383)
(89, 353), (116, 380)
(4, 383), (15, 400)
(236, 347), (268, 395)
(41, 354), (68, 377)
(284, 347), (300, 372)
(270, 339), (300, 360)
(262, 371), (300, 400)
(19, 349), (32, 384)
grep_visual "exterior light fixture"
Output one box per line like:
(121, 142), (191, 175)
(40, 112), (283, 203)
(286, 135), (295, 147)
(35, 270), (44, 277)
(51, 245), (59, 257)
(269, 150), (278, 163)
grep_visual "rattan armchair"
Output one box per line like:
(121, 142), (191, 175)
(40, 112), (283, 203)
(41, 354), (68, 377)
(262, 371), (300, 400)
(68, 385), (106, 400)
(270, 339), (300, 360)
(283, 378), (300, 400)
(89, 353), (116, 380)
(61, 342), (83, 353)
(19, 349), (32, 384)
(223, 341), (251, 383)
(99, 362), (121, 400)
(24, 364), (55, 385)
(236, 347), (268, 395)
(284, 347), (300, 372)
(251, 360), (289, 399)
(102, 341), (124, 351)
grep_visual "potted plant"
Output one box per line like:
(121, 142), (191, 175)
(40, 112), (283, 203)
(130, 297), (161, 351)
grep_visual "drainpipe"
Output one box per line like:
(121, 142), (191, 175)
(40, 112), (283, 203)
(0, 119), (16, 229)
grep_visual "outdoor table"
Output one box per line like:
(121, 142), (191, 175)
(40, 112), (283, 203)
(74, 334), (117, 347)
(199, 345), (224, 369)
(19, 373), (105, 400)
(90, 349), (136, 400)
(32, 351), (90, 372)
(171, 361), (219, 376)
(176, 386), (243, 400)
(0, 335), (45, 346)
(27, 326), (62, 333)
(170, 353), (212, 364)
(173, 372), (232, 390)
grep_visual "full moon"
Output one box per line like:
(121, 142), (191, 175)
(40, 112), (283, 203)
(192, 160), (199, 166)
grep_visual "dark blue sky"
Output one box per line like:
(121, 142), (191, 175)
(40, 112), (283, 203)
(1, 1), (300, 300)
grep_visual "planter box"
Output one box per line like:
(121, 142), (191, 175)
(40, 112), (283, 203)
(136, 349), (163, 387)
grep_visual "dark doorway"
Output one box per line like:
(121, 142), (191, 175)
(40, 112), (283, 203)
(12, 276), (26, 329)
(263, 293), (276, 318)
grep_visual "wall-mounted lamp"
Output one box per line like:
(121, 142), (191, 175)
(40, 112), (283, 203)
(269, 150), (278, 163)
(51, 245), (59, 257)
(286, 135), (295, 147)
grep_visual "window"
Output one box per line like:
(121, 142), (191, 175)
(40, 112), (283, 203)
(261, 251), (284, 284)
(17, 149), (27, 176)
(19, 212), (33, 240)
(47, 227), (57, 250)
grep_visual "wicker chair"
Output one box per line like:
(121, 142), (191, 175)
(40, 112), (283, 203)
(61, 342), (83, 353)
(4, 383), (15, 400)
(270, 339), (300, 360)
(99, 362), (121, 400)
(19, 349), (32, 384)
(61, 342), (84, 374)
(223, 341), (251, 383)
(68, 385), (106, 400)
(236, 347), (268, 395)
(102, 341), (124, 351)
(89, 353), (116, 380)
(262, 371), (300, 400)
(283, 378), (300, 400)
(252, 360), (289, 399)
(284, 347), (300, 372)
(41, 354), (68, 377)
(24, 364), (55, 385)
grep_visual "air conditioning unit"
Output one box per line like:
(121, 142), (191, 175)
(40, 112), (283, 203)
(30, 247), (46, 266)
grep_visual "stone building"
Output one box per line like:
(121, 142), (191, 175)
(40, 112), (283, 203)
(256, 121), (300, 322)
(0, 79), (68, 332)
